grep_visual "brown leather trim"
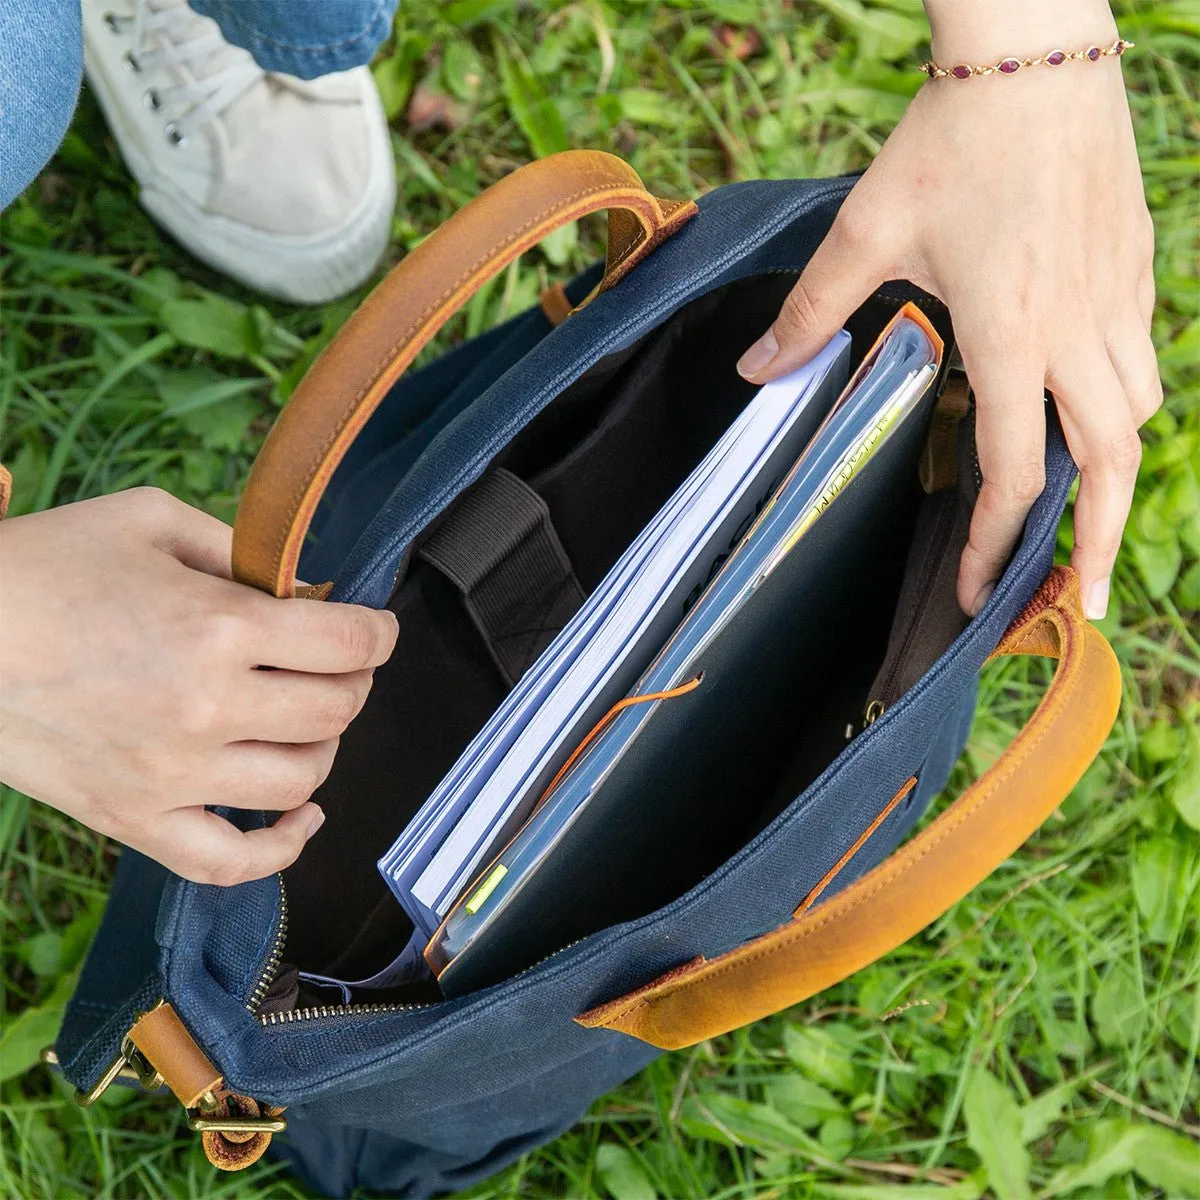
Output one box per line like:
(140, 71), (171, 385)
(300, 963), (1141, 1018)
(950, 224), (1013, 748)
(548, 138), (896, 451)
(231, 151), (697, 598)
(127, 1003), (223, 1109)
(201, 1094), (286, 1172)
(794, 775), (917, 917)
(576, 568), (1120, 1049)
(0, 463), (12, 519)
(538, 281), (573, 326)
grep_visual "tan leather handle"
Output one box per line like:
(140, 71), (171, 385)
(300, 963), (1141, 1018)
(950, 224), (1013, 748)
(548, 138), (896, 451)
(232, 150), (697, 597)
(577, 568), (1120, 1049)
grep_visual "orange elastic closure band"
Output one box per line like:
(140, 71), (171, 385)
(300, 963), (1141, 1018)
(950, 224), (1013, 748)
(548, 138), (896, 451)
(537, 674), (704, 808)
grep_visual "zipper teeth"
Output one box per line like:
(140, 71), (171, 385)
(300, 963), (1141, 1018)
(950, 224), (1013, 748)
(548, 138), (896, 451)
(246, 874), (289, 1015)
(260, 1001), (428, 1025)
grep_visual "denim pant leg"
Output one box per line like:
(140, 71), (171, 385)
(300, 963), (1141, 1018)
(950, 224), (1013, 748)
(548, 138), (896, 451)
(188, 0), (398, 79)
(0, 1), (83, 210)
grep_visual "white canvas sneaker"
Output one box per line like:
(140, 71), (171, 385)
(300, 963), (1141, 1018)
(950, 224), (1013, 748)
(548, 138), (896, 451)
(81, 0), (396, 303)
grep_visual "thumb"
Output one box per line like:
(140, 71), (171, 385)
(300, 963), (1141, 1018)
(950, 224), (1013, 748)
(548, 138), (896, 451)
(141, 803), (325, 886)
(737, 208), (885, 384)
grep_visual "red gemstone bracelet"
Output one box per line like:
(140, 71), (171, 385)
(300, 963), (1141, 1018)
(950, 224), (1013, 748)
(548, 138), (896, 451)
(921, 36), (1132, 80)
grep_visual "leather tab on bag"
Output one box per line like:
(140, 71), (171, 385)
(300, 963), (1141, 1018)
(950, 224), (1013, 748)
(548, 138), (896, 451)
(127, 1003), (223, 1109)
(539, 281), (574, 327)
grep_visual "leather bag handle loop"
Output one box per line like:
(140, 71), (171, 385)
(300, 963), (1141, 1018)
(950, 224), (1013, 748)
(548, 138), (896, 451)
(231, 150), (697, 597)
(576, 568), (1120, 1049)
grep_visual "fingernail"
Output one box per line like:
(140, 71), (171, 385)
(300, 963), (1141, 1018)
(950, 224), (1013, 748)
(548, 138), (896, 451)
(305, 807), (326, 841)
(1086, 576), (1110, 621)
(737, 329), (779, 380)
(970, 582), (996, 617)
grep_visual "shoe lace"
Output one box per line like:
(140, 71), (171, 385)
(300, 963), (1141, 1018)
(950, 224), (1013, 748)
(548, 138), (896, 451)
(113, 0), (262, 145)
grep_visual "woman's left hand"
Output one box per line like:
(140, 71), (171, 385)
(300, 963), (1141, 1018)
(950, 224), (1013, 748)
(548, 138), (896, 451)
(737, 19), (1160, 620)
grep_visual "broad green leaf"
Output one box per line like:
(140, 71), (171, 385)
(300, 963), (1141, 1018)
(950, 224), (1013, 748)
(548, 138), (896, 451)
(1181, 508), (1200, 557)
(666, 0), (759, 23)
(19, 933), (62, 978)
(1163, 462), (1200, 523)
(1018, 1075), (1088, 1144)
(1177, 559), (1200, 610)
(811, 0), (926, 61)
(1132, 834), (1195, 942)
(156, 368), (263, 416)
(0, 971), (79, 1084)
(1141, 718), (1184, 764)
(131, 265), (184, 310)
(818, 1114), (856, 1161)
(178, 394), (261, 452)
(1164, 987), (1200, 1054)
(619, 89), (679, 128)
(1130, 531), (1183, 598)
(962, 1068), (1032, 1200)
(1090, 966), (1147, 1047)
(1046, 1118), (1200, 1194)
(539, 221), (578, 268)
(783, 1025), (858, 1094)
(1134, 1124), (1200, 1194)
(443, 40), (485, 101)
(768, 1075), (846, 1129)
(493, 37), (568, 158)
(595, 1143), (655, 1200)
(680, 1093), (824, 1155)
(443, 0), (516, 26)
(159, 295), (260, 360)
(1170, 723), (1200, 831)
(816, 1181), (984, 1200)
(1136, 481), (1176, 543)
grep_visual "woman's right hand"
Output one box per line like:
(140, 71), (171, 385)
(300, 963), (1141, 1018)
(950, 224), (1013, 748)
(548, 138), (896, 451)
(0, 487), (398, 885)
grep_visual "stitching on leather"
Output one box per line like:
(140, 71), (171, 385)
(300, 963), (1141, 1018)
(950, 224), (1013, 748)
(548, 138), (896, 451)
(604, 202), (696, 274)
(270, 179), (663, 583)
(595, 603), (1078, 1024)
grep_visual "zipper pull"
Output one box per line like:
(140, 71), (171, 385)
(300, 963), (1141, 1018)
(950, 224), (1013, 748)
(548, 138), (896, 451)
(847, 699), (886, 741)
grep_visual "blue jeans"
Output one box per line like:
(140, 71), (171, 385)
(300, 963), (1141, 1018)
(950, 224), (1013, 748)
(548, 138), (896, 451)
(0, 0), (398, 210)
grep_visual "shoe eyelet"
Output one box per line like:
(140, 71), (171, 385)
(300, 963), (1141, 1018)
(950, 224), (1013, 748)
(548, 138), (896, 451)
(143, 89), (163, 112)
(163, 123), (189, 148)
(103, 12), (125, 34)
(123, 50), (142, 73)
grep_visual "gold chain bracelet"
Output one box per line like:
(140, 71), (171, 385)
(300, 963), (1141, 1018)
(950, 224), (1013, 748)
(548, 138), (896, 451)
(921, 36), (1133, 80)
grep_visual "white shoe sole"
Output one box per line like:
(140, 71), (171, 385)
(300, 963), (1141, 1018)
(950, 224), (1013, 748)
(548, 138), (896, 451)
(83, 47), (396, 305)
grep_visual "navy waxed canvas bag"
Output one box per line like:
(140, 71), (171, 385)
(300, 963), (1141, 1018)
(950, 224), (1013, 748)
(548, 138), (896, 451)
(54, 152), (1121, 1198)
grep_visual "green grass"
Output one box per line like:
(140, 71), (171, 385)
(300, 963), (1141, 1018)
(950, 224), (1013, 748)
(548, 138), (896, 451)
(1, 1), (1197, 1197)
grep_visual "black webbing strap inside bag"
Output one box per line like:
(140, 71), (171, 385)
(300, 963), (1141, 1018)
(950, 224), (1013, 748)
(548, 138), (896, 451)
(418, 469), (585, 685)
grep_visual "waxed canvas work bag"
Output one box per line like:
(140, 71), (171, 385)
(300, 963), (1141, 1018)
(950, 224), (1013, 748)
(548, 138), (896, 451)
(54, 152), (1121, 1197)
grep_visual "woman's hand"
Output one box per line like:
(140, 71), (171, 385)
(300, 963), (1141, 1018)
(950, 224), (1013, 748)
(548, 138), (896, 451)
(737, 0), (1159, 620)
(0, 488), (398, 885)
